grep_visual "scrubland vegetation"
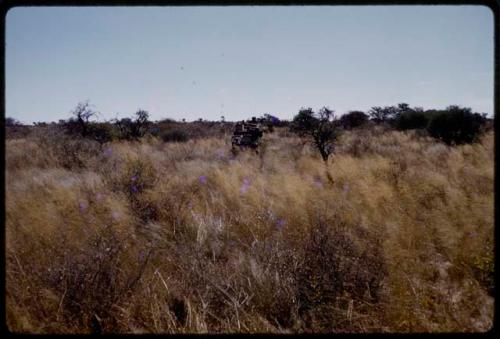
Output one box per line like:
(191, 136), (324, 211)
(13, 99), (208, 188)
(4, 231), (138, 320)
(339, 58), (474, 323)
(5, 105), (494, 333)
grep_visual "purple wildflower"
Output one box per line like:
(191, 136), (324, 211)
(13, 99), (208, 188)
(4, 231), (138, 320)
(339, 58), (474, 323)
(95, 192), (104, 202)
(138, 250), (147, 262)
(79, 201), (88, 213)
(131, 175), (138, 182)
(199, 175), (207, 184)
(131, 185), (139, 193)
(276, 218), (286, 230)
(314, 178), (323, 188)
(103, 147), (113, 157)
(240, 177), (251, 194)
(216, 148), (225, 158)
(343, 183), (350, 195)
(111, 211), (121, 221)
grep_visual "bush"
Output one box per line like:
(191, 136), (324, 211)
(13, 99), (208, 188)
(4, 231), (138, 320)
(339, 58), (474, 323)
(5, 117), (21, 127)
(339, 111), (369, 130)
(115, 110), (150, 140)
(160, 129), (189, 143)
(297, 218), (385, 331)
(291, 107), (341, 162)
(87, 122), (114, 144)
(260, 114), (287, 131)
(5, 117), (31, 139)
(427, 106), (487, 145)
(368, 106), (397, 124)
(65, 101), (98, 138)
(53, 137), (103, 169)
(395, 110), (430, 131)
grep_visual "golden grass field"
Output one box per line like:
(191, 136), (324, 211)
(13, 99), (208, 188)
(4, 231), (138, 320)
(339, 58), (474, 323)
(5, 126), (494, 333)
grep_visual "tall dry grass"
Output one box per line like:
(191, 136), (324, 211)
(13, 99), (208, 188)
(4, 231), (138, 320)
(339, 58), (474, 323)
(5, 126), (494, 333)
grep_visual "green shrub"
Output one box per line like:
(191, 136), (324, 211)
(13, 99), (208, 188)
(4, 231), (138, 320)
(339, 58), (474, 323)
(160, 129), (189, 143)
(115, 110), (150, 141)
(395, 110), (430, 130)
(297, 219), (385, 331)
(291, 107), (341, 162)
(87, 122), (114, 144)
(339, 111), (369, 130)
(427, 106), (487, 145)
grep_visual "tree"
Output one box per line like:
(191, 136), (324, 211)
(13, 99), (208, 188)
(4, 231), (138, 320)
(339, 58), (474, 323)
(88, 122), (114, 144)
(115, 110), (150, 140)
(115, 117), (133, 137)
(394, 110), (430, 130)
(160, 129), (189, 143)
(339, 111), (368, 130)
(427, 106), (487, 145)
(262, 113), (279, 124)
(368, 106), (387, 123)
(291, 107), (341, 162)
(69, 101), (98, 137)
(131, 110), (150, 139)
(395, 103), (411, 116)
(391, 104), (431, 131)
(368, 103), (418, 125)
(5, 117), (21, 127)
(291, 108), (317, 134)
(260, 113), (282, 132)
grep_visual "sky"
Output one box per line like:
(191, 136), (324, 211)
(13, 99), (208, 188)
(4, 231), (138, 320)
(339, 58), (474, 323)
(6, 5), (494, 124)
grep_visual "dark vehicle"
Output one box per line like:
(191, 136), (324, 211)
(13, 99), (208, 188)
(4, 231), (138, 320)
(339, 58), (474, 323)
(231, 118), (263, 151)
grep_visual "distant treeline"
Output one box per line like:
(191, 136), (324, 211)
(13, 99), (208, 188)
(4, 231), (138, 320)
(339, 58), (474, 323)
(337, 103), (493, 145)
(5, 101), (493, 147)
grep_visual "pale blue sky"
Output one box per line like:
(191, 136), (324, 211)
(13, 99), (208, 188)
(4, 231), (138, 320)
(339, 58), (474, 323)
(6, 5), (494, 123)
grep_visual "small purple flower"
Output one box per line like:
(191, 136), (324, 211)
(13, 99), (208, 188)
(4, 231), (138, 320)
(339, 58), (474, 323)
(79, 201), (88, 213)
(138, 250), (147, 262)
(95, 192), (104, 202)
(216, 148), (225, 158)
(314, 178), (323, 188)
(343, 183), (350, 195)
(131, 185), (139, 193)
(198, 175), (207, 184)
(240, 177), (251, 194)
(276, 218), (286, 230)
(187, 201), (193, 209)
(131, 175), (138, 182)
(111, 211), (121, 221)
(265, 243), (273, 252)
(103, 147), (113, 157)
